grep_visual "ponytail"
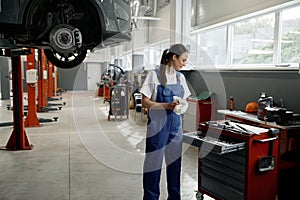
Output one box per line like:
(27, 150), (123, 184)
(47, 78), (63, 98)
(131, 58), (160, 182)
(159, 48), (170, 86)
(160, 49), (170, 65)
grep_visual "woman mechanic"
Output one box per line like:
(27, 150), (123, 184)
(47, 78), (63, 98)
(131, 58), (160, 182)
(140, 43), (191, 200)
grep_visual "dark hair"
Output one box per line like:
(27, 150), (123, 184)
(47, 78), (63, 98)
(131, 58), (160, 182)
(159, 43), (188, 86)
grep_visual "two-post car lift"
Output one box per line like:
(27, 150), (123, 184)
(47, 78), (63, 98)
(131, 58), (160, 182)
(0, 49), (33, 150)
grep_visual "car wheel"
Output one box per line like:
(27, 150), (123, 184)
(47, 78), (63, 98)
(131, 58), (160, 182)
(44, 48), (87, 69)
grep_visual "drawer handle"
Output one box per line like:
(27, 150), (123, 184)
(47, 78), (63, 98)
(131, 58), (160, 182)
(253, 136), (278, 143)
(200, 102), (213, 105)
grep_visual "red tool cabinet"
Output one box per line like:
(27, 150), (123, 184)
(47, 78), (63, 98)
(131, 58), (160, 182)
(183, 120), (279, 200)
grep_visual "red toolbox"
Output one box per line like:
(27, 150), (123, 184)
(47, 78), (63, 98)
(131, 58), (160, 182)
(183, 120), (279, 200)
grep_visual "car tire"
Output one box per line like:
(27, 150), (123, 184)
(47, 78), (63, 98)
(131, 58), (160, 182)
(44, 48), (87, 69)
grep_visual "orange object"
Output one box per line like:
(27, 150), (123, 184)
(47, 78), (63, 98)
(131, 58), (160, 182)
(103, 84), (110, 102)
(245, 102), (259, 113)
(47, 61), (55, 98)
(37, 49), (48, 112)
(229, 96), (234, 111)
(6, 51), (32, 150)
(25, 49), (40, 127)
(103, 79), (114, 102)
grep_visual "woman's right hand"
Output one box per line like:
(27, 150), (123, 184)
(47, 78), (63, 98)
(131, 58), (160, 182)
(167, 101), (180, 110)
(142, 94), (179, 110)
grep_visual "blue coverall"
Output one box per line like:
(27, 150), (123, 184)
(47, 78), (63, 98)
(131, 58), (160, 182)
(143, 69), (184, 200)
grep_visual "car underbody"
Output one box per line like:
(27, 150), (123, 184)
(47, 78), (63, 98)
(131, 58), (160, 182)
(0, 0), (131, 68)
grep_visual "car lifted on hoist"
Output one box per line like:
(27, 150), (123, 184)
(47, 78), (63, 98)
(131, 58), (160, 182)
(0, 0), (132, 68)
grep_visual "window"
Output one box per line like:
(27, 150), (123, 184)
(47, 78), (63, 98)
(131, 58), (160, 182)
(190, 2), (300, 70)
(119, 53), (132, 71)
(199, 27), (227, 66)
(144, 41), (170, 69)
(280, 5), (300, 63)
(231, 14), (275, 65)
(188, 34), (198, 68)
(190, 27), (227, 67)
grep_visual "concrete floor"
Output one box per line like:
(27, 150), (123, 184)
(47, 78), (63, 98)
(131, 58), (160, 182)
(0, 91), (213, 200)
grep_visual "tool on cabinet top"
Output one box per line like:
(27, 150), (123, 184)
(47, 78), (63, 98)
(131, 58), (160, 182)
(183, 120), (279, 155)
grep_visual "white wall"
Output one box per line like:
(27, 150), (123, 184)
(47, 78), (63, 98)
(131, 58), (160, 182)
(147, 5), (171, 44)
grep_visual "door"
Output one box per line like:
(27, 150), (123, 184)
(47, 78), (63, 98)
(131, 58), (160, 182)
(87, 63), (101, 91)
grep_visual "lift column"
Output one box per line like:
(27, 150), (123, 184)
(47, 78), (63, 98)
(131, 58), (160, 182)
(5, 49), (32, 150)
(37, 49), (48, 112)
(24, 49), (40, 127)
(47, 61), (55, 99)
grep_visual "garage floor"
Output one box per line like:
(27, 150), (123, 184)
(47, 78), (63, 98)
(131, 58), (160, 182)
(0, 91), (212, 200)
